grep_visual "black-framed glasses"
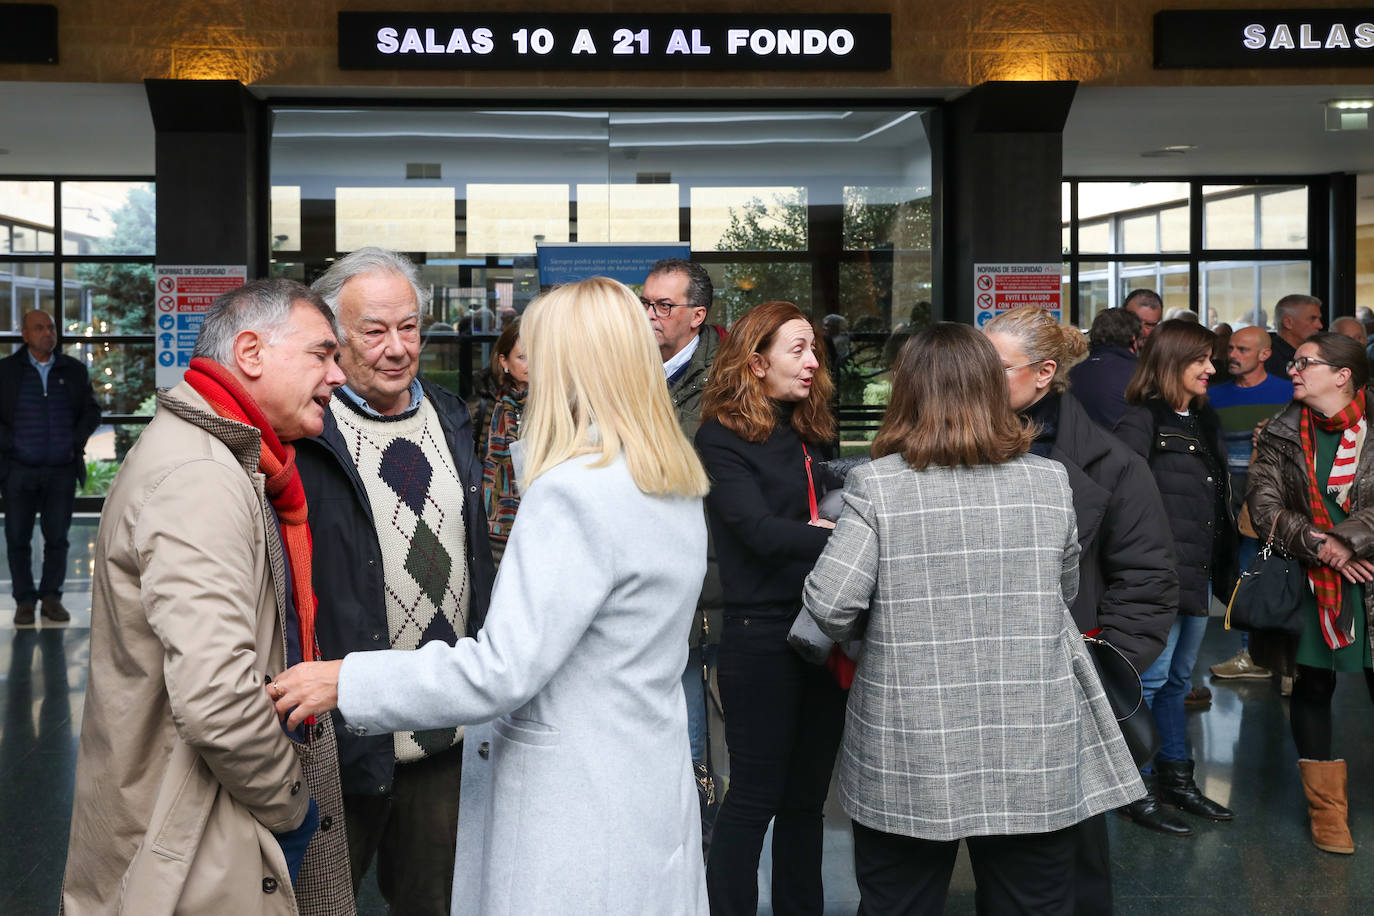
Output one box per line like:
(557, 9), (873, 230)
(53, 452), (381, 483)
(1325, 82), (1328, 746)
(640, 297), (693, 318)
(1287, 356), (1337, 373)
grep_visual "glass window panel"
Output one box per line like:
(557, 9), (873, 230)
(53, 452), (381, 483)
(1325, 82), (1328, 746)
(0, 180), (55, 254)
(1160, 205), (1189, 253)
(337, 187), (457, 254)
(691, 187), (807, 252)
(61, 181), (155, 256)
(709, 261), (811, 327)
(64, 340), (155, 419)
(465, 184), (568, 256)
(1204, 189), (1256, 249)
(575, 184), (680, 243)
(1260, 261), (1313, 318)
(1202, 260), (1309, 328)
(1077, 262), (1112, 327)
(271, 186), (302, 252)
(0, 261), (55, 330)
(1260, 187), (1308, 249)
(1078, 220), (1111, 253)
(842, 186), (931, 252)
(62, 262), (154, 336)
(1121, 214), (1158, 254)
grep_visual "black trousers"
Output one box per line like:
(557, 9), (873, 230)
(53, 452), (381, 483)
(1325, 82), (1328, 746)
(1290, 665), (1374, 760)
(3, 463), (77, 603)
(343, 742), (462, 916)
(1072, 813), (1112, 916)
(851, 819), (1080, 916)
(706, 613), (848, 916)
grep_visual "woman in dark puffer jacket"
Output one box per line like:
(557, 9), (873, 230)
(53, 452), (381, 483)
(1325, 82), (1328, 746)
(1115, 319), (1238, 832)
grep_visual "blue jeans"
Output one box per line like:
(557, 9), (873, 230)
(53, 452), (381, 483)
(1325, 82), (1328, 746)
(1141, 613), (1210, 763)
(682, 644), (719, 764)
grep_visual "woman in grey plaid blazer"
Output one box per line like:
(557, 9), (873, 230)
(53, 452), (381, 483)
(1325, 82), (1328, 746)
(803, 323), (1144, 915)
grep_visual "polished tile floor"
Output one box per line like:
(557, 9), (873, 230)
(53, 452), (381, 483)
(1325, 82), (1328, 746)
(6, 517), (1374, 914)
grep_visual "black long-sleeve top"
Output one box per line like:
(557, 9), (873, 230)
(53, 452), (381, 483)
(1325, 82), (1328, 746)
(695, 413), (834, 616)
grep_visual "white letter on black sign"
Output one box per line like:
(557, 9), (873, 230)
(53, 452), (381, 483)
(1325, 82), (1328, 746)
(473, 28), (494, 54)
(1241, 24), (1265, 49)
(666, 29), (691, 54)
(804, 29), (826, 53)
(727, 29), (748, 54)
(425, 28), (444, 52)
(692, 30), (711, 53)
(1327, 24), (1351, 48)
(1299, 24), (1321, 48)
(377, 27), (399, 53)
(571, 29), (597, 54)
(1357, 23), (1374, 48)
(1270, 24), (1295, 49)
(446, 29), (471, 53)
(829, 29), (855, 55)
(399, 28), (424, 53)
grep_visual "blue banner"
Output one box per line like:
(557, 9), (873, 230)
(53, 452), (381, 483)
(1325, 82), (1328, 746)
(537, 242), (690, 288)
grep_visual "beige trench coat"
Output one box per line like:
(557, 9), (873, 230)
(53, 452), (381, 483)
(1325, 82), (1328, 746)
(62, 382), (353, 916)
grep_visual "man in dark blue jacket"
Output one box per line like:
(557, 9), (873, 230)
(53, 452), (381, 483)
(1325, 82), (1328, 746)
(0, 310), (101, 625)
(1068, 307), (1142, 431)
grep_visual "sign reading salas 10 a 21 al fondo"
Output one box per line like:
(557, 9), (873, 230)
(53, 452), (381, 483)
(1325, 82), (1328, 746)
(337, 13), (890, 70)
(1155, 9), (1374, 68)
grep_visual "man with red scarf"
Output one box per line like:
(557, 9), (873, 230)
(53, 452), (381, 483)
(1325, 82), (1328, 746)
(63, 279), (355, 915)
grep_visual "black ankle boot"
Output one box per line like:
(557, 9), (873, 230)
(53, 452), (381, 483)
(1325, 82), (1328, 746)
(1118, 791), (1192, 836)
(1155, 758), (1234, 820)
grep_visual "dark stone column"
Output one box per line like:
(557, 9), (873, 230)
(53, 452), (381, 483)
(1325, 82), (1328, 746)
(144, 79), (269, 278)
(934, 80), (1077, 325)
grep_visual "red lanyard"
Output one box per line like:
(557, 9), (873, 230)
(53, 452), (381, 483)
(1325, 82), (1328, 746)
(802, 443), (818, 523)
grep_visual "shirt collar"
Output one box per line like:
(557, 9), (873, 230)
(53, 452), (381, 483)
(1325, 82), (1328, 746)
(662, 333), (700, 382)
(337, 378), (424, 418)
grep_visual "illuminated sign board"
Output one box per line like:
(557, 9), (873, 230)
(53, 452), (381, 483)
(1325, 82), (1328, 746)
(1155, 9), (1374, 68)
(338, 13), (891, 70)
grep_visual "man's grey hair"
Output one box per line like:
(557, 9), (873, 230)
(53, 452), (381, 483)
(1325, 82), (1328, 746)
(1123, 289), (1163, 313)
(1088, 307), (1141, 350)
(1275, 293), (1322, 325)
(311, 247), (431, 335)
(192, 279), (337, 363)
(647, 257), (713, 316)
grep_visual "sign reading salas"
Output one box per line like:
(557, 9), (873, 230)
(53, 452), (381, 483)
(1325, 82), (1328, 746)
(1155, 9), (1374, 68)
(338, 13), (891, 70)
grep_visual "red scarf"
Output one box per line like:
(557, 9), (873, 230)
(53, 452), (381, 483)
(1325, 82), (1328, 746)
(184, 357), (320, 665)
(1298, 390), (1366, 650)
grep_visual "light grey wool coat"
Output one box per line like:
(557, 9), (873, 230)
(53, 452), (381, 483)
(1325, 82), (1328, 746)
(336, 454), (709, 916)
(803, 453), (1145, 842)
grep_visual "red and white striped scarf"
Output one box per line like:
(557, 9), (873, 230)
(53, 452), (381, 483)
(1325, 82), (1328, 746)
(1299, 390), (1367, 650)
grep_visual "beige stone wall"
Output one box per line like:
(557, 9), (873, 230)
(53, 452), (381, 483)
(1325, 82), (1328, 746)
(4, 0), (1374, 90)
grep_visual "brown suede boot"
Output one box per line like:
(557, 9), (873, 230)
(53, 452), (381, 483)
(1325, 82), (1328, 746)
(1299, 759), (1355, 854)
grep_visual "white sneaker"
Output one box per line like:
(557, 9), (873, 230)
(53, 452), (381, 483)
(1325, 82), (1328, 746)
(1209, 649), (1272, 679)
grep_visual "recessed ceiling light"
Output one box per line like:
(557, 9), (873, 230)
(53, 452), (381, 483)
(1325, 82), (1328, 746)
(1325, 100), (1371, 131)
(1140, 145), (1195, 158)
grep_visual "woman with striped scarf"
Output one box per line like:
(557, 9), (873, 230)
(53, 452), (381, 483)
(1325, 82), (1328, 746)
(1249, 331), (1374, 855)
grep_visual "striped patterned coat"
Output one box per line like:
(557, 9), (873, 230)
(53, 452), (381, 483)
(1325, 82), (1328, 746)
(803, 453), (1144, 841)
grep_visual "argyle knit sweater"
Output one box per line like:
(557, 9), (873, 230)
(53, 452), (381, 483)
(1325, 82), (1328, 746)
(331, 395), (471, 763)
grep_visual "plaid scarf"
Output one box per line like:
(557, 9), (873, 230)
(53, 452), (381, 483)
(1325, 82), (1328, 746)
(184, 357), (321, 665)
(1299, 390), (1366, 650)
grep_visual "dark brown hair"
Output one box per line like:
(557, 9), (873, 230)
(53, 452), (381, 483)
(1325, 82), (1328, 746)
(1125, 319), (1216, 411)
(1304, 331), (1370, 392)
(701, 301), (835, 444)
(489, 317), (522, 394)
(873, 322), (1032, 470)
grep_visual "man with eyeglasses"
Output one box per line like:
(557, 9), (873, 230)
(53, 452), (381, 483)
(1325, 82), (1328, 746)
(1264, 294), (1325, 379)
(295, 247), (495, 914)
(1208, 326), (1293, 683)
(1123, 288), (1164, 341)
(642, 256), (724, 851)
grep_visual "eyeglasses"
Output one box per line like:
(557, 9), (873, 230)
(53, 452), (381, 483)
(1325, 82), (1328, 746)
(1287, 357), (1337, 373)
(640, 297), (694, 318)
(1003, 360), (1045, 372)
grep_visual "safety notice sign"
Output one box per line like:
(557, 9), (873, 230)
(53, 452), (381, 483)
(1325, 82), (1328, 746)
(154, 265), (247, 389)
(973, 263), (1062, 328)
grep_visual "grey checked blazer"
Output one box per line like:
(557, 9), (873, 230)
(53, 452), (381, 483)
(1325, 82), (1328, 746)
(803, 453), (1145, 841)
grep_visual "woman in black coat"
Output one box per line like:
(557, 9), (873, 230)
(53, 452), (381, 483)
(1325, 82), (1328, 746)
(1114, 318), (1238, 828)
(984, 306), (1181, 909)
(695, 300), (845, 916)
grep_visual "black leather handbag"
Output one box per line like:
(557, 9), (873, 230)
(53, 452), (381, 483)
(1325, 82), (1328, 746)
(1224, 518), (1306, 637)
(1084, 636), (1160, 768)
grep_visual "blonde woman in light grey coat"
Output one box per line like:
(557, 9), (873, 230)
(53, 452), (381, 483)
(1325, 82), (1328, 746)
(803, 323), (1144, 914)
(270, 277), (712, 916)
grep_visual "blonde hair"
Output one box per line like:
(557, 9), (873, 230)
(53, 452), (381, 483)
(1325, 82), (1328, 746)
(983, 306), (1087, 393)
(519, 276), (709, 499)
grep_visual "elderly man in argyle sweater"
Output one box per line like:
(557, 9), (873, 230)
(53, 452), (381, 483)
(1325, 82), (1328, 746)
(298, 248), (495, 914)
